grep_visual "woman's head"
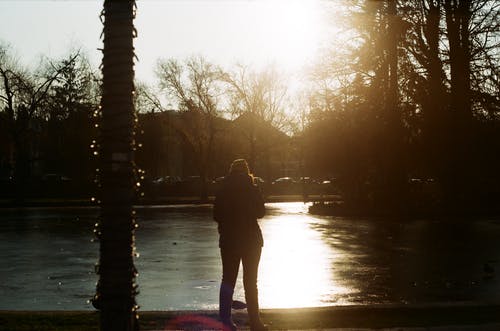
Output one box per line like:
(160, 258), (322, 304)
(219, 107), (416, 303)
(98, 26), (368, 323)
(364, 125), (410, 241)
(229, 159), (250, 176)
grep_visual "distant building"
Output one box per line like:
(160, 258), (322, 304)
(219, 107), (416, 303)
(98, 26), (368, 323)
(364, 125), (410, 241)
(136, 110), (295, 181)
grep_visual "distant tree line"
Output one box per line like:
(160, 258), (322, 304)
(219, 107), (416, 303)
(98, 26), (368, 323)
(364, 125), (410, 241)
(0, 46), (293, 201)
(305, 0), (499, 214)
(1, 0), (499, 213)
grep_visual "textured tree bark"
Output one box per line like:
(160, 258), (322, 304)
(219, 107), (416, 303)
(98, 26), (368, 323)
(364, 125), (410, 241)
(97, 0), (139, 330)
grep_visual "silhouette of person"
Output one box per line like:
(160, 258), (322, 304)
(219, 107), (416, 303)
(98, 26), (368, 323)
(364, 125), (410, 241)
(214, 159), (268, 331)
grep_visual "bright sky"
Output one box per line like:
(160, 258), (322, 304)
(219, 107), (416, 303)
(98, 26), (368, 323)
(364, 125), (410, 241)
(0, 0), (334, 86)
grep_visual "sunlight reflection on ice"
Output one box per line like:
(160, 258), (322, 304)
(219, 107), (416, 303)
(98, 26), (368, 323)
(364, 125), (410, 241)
(256, 203), (351, 308)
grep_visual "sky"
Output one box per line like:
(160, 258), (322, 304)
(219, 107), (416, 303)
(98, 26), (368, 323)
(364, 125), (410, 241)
(0, 0), (335, 86)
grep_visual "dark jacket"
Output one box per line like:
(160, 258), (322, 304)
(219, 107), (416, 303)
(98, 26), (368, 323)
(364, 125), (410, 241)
(213, 174), (265, 249)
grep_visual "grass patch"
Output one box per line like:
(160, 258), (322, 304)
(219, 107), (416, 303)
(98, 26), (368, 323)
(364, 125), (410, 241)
(0, 311), (98, 331)
(1, 305), (499, 330)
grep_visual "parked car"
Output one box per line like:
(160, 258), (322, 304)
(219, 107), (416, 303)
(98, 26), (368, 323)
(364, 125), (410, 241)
(40, 173), (73, 197)
(272, 177), (295, 185)
(253, 176), (265, 186)
(271, 177), (296, 194)
(41, 173), (71, 183)
(319, 178), (338, 195)
(153, 176), (181, 186)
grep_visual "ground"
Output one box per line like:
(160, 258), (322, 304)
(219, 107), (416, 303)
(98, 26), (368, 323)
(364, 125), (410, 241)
(1, 304), (500, 330)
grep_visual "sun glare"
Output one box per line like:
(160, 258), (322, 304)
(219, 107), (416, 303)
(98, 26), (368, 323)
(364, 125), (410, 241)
(256, 0), (325, 71)
(132, 0), (330, 85)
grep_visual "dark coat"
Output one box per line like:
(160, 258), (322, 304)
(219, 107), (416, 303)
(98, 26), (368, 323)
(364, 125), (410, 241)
(213, 173), (265, 249)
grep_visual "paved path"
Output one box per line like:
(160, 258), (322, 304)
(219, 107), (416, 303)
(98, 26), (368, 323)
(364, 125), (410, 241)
(140, 304), (500, 330)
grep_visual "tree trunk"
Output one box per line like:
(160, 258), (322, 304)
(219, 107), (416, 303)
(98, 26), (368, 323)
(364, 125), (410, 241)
(387, 0), (398, 114)
(13, 133), (30, 204)
(444, 0), (473, 207)
(96, 0), (139, 330)
(445, 0), (472, 119)
(381, 0), (407, 210)
(249, 129), (256, 172)
(422, 0), (449, 191)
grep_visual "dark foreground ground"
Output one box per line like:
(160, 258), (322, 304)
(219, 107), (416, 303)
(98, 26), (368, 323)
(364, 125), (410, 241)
(1, 304), (500, 331)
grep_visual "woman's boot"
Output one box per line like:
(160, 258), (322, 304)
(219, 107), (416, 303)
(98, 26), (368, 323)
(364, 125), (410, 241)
(219, 282), (237, 331)
(245, 288), (268, 331)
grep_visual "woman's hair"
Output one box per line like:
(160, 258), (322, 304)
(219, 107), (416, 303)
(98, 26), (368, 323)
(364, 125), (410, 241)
(229, 159), (251, 176)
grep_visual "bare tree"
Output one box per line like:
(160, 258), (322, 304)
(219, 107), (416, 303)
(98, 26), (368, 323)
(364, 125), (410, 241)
(222, 64), (288, 177)
(42, 52), (99, 177)
(0, 45), (78, 202)
(156, 56), (223, 200)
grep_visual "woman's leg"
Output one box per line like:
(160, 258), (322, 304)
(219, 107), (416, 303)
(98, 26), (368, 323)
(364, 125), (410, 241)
(220, 248), (241, 330)
(242, 246), (267, 330)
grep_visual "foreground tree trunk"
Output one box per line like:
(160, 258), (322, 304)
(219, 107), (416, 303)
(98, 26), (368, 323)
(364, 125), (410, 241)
(96, 0), (139, 330)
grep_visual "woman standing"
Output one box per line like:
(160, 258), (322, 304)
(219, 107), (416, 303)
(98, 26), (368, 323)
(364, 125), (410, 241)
(213, 159), (268, 331)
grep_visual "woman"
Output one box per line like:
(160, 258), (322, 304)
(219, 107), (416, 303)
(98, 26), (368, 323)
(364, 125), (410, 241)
(213, 159), (267, 331)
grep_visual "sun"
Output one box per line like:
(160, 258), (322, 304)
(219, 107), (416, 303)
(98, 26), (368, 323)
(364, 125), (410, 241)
(253, 0), (326, 71)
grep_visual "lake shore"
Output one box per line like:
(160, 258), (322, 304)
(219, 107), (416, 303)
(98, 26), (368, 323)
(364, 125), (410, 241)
(0, 195), (338, 209)
(3, 195), (500, 219)
(1, 304), (500, 330)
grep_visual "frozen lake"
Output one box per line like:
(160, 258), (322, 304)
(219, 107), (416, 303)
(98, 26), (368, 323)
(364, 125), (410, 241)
(0, 202), (499, 310)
